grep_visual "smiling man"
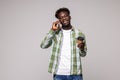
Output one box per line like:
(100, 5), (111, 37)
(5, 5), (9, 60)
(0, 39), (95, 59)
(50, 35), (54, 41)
(40, 7), (87, 80)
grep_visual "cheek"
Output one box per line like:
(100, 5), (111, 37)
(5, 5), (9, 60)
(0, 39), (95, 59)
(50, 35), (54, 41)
(67, 17), (71, 20)
(59, 20), (63, 23)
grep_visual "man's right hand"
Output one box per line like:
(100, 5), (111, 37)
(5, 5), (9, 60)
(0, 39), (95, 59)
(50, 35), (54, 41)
(52, 21), (60, 31)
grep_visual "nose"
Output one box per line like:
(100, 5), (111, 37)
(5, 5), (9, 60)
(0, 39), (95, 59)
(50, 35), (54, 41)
(61, 17), (66, 20)
(63, 16), (68, 21)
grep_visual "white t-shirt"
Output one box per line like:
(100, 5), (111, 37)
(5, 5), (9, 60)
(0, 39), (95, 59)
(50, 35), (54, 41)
(56, 29), (71, 75)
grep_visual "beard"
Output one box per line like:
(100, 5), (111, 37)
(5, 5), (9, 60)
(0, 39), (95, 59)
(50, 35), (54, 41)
(62, 23), (70, 27)
(61, 22), (72, 30)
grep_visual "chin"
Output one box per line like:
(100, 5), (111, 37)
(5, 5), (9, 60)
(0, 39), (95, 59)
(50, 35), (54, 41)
(63, 23), (69, 26)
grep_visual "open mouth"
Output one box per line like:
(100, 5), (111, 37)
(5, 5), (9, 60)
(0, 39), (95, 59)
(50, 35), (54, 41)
(63, 20), (69, 24)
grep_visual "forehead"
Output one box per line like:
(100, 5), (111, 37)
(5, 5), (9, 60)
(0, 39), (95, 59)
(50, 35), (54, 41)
(58, 11), (69, 16)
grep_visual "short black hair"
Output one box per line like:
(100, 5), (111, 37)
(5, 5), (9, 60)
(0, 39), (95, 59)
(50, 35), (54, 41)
(55, 7), (70, 19)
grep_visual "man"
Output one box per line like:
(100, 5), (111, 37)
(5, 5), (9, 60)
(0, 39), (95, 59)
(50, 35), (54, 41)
(40, 7), (87, 80)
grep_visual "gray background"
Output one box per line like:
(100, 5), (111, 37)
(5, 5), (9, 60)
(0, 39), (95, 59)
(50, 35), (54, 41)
(0, 0), (120, 80)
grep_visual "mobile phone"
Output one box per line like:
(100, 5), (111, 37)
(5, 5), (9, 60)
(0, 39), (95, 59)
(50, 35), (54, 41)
(56, 23), (62, 28)
(77, 37), (84, 41)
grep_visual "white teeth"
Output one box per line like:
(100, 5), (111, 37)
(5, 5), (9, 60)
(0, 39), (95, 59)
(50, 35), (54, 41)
(64, 21), (68, 23)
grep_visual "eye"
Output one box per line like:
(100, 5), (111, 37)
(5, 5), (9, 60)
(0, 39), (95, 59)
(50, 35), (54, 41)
(59, 15), (69, 19)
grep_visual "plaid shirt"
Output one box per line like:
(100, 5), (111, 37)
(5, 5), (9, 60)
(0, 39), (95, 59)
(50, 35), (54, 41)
(40, 27), (87, 75)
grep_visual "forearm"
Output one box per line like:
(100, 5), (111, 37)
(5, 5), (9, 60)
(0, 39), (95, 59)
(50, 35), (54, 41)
(40, 29), (56, 49)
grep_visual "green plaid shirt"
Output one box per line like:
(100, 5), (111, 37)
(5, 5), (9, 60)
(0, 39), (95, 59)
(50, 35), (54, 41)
(40, 27), (87, 75)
